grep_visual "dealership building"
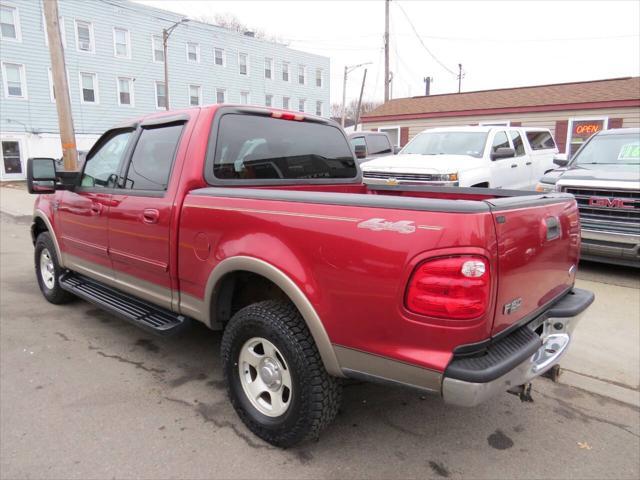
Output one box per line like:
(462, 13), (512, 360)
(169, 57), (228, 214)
(361, 76), (640, 155)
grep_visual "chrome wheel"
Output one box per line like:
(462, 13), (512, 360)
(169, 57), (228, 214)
(39, 248), (55, 290)
(238, 337), (292, 417)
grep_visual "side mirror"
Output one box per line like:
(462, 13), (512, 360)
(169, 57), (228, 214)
(553, 153), (569, 167)
(27, 157), (57, 194)
(354, 144), (367, 159)
(490, 147), (516, 161)
(393, 146), (402, 154)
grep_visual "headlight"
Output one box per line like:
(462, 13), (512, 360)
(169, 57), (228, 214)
(431, 172), (458, 182)
(535, 182), (556, 193)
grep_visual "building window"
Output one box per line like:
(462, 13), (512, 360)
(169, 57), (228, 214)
(113, 28), (130, 58)
(379, 127), (400, 147)
(282, 61), (289, 82)
(316, 68), (323, 88)
(117, 77), (133, 106)
(189, 84), (201, 106)
(315, 101), (322, 116)
(214, 47), (225, 66)
(2, 62), (26, 98)
(1, 4), (20, 41)
(48, 68), (70, 102)
(75, 19), (94, 52)
(187, 42), (199, 62)
(282, 96), (290, 109)
(238, 52), (248, 75)
(298, 99), (305, 112)
(298, 65), (305, 85)
(216, 88), (226, 104)
(265, 94), (273, 107)
(155, 81), (166, 109)
(152, 35), (164, 62)
(2, 140), (23, 175)
(79, 72), (98, 104)
(240, 91), (250, 104)
(264, 57), (272, 79)
(43, 13), (65, 47)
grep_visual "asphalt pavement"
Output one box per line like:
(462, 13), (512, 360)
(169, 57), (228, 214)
(1, 212), (639, 480)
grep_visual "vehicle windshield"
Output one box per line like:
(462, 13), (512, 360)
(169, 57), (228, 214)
(573, 133), (640, 166)
(401, 132), (487, 158)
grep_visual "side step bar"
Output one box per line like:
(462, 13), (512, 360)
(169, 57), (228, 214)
(59, 272), (191, 335)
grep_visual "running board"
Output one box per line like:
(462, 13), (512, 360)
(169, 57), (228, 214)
(59, 272), (190, 335)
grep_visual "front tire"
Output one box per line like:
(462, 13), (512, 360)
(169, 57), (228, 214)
(34, 232), (74, 304)
(221, 300), (342, 448)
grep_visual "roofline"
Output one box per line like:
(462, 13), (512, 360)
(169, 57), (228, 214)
(404, 76), (637, 101)
(361, 99), (640, 123)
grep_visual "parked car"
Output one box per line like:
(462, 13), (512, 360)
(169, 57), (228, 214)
(361, 126), (558, 190)
(27, 106), (593, 447)
(536, 128), (639, 267)
(348, 131), (398, 164)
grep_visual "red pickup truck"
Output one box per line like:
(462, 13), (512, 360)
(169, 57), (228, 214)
(27, 105), (593, 447)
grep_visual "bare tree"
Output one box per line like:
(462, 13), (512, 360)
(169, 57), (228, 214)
(194, 13), (284, 43)
(332, 100), (382, 123)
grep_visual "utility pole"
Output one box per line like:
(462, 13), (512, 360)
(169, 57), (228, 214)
(354, 69), (368, 131)
(457, 63), (463, 93)
(44, 0), (77, 171)
(384, 0), (390, 102)
(423, 76), (432, 96)
(162, 18), (189, 110)
(341, 62), (371, 127)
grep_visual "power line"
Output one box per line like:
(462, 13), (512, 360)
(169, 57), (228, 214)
(393, 0), (457, 76)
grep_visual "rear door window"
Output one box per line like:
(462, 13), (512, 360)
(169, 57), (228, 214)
(366, 134), (392, 155)
(509, 131), (526, 156)
(212, 114), (356, 181)
(123, 123), (184, 191)
(526, 131), (556, 150)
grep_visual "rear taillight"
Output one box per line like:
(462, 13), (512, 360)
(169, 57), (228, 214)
(271, 111), (305, 121)
(405, 256), (490, 320)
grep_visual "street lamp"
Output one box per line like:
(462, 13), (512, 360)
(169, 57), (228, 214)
(341, 62), (372, 127)
(163, 18), (189, 110)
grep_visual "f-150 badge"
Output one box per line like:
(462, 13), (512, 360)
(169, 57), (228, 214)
(357, 218), (416, 234)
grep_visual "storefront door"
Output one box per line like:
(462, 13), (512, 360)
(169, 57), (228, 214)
(1, 138), (25, 181)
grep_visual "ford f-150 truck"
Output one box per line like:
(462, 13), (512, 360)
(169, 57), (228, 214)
(27, 105), (593, 447)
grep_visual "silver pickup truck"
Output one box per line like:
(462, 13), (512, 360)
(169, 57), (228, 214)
(537, 128), (639, 267)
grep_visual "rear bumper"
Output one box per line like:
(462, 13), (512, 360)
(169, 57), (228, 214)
(442, 288), (594, 407)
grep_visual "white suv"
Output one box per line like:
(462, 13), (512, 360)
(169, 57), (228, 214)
(361, 126), (558, 190)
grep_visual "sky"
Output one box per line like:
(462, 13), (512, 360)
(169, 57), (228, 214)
(137, 0), (640, 107)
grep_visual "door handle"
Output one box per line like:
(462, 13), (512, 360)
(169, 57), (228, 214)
(142, 209), (160, 224)
(90, 203), (102, 215)
(526, 161), (532, 166)
(511, 164), (518, 168)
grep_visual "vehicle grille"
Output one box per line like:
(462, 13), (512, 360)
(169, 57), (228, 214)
(563, 187), (640, 236)
(363, 171), (437, 182)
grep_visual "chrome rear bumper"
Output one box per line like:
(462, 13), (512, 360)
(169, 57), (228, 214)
(442, 288), (594, 407)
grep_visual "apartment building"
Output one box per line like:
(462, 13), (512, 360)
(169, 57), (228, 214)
(0, 0), (330, 180)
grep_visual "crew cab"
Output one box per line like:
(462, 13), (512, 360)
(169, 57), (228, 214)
(27, 106), (593, 447)
(361, 126), (558, 190)
(536, 128), (639, 267)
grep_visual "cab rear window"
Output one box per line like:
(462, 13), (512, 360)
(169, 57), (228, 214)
(212, 114), (357, 181)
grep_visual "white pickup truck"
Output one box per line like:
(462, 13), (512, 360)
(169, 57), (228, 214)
(361, 126), (558, 190)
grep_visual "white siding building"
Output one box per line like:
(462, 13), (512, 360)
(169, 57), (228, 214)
(0, 0), (330, 180)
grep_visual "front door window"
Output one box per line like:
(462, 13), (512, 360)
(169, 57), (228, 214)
(1, 140), (22, 174)
(81, 130), (132, 187)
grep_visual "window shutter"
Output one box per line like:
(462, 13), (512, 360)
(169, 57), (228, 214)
(400, 127), (409, 146)
(608, 118), (623, 129)
(510, 121), (522, 126)
(369, 128), (377, 132)
(554, 120), (568, 153)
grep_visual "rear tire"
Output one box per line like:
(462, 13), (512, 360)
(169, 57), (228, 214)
(221, 300), (342, 448)
(34, 232), (75, 305)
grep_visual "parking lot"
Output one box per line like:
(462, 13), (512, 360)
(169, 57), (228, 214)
(1, 212), (638, 480)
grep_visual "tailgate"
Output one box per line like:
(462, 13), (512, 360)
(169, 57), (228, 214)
(489, 195), (581, 335)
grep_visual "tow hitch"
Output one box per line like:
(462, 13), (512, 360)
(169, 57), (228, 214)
(508, 383), (534, 402)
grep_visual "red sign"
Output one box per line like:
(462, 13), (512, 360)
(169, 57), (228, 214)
(588, 196), (634, 209)
(572, 120), (604, 139)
